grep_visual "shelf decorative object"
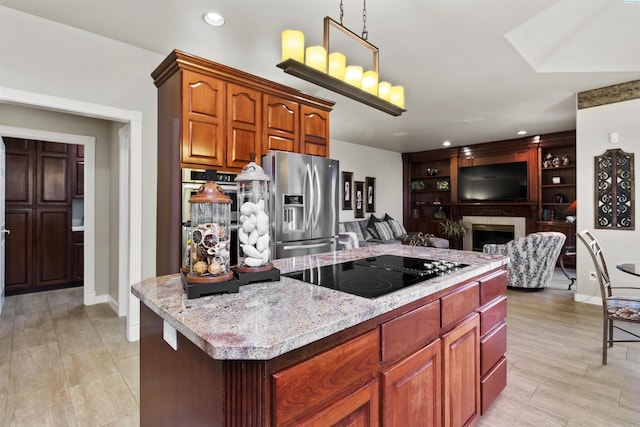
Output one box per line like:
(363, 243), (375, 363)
(595, 148), (634, 230)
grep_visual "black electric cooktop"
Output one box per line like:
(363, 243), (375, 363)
(283, 255), (468, 299)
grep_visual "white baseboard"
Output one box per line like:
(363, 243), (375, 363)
(574, 293), (602, 305)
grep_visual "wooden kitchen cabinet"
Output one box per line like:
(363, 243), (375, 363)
(272, 330), (379, 426)
(226, 82), (262, 168)
(72, 231), (84, 284)
(34, 208), (72, 287)
(71, 144), (84, 198)
(300, 105), (329, 157)
(139, 265), (508, 425)
(181, 69), (226, 168)
(263, 94), (299, 154)
(442, 313), (481, 427)
(5, 209), (33, 292)
(382, 338), (442, 426)
(152, 50), (334, 276)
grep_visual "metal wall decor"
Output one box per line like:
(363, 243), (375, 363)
(595, 149), (634, 230)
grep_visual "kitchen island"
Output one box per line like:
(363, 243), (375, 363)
(133, 244), (509, 426)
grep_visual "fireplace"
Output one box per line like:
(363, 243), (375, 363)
(471, 224), (514, 252)
(463, 216), (526, 251)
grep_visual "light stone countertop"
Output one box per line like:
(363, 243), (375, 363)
(131, 244), (508, 360)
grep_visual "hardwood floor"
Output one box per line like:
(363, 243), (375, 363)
(0, 269), (638, 426)
(479, 271), (640, 427)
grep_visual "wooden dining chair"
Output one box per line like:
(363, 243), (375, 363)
(576, 229), (640, 365)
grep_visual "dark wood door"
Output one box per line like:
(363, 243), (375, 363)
(35, 208), (71, 287)
(37, 141), (70, 205)
(5, 209), (33, 292)
(4, 137), (34, 206)
(226, 83), (261, 169)
(382, 338), (442, 427)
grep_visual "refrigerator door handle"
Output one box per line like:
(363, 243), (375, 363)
(312, 164), (321, 229)
(305, 163), (314, 230)
(283, 242), (333, 251)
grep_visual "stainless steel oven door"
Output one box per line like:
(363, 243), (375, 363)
(182, 183), (202, 224)
(217, 183), (238, 223)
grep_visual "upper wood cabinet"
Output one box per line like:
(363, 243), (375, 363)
(227, 83), (262, 168)
(152, 50), (334, 275)
(263, 94), (299, 154)
(181, 70), (225, 168)
(71, 144), (84, 199)
(153, 49), (334, 172)
(301, 105), (330, 157)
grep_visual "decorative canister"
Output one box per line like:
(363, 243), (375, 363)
(186, 175), (234, 284)
(235, 159), (273, 272)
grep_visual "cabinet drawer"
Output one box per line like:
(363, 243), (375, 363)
(441, 282), (480, 329)
(480, 270), (507, 306)
(381, 300), (440, 363)
(272, 330), (379, 426)
(481, 356), (507, 414)
(479, 295), (507, 337)
(480, 322), (507, 376)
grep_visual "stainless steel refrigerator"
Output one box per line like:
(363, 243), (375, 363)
(262, 151), (339, 259)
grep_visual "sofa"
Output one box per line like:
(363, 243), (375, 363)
(339, 214), (449, 249)
(483, 231), (566, 289)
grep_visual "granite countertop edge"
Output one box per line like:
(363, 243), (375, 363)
(132, 245), (508, 360)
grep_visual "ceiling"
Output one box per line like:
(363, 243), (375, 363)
(3, 0), (640, 153)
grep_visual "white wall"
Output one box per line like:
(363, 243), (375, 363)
(0, 6), (162, 283)
(575, 97), (640, 303)
(330, 139), (403, 223)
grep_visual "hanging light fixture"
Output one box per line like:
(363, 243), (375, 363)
(277, 0), (406, 116)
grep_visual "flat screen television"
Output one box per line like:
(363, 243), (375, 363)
(458, 161), (528, 201)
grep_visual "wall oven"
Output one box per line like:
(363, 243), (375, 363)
(181, 168), (238, 266)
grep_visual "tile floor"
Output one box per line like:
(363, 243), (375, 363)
(0, 287), (139, 426)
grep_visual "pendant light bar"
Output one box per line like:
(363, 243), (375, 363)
(277, 16), (406, 116)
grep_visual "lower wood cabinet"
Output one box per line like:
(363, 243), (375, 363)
(298, 379), (379, 427)
(382, 338), (442, 426)
(442, 314), (481, 427)
(72, 231), (84, 284)
(139, 267), (508, 426)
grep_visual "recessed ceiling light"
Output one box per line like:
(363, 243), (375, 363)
(443, 141), (451, 147)
(517, 130), (527, 135)
(203, 12), (225, 27)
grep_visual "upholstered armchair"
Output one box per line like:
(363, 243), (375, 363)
(483, 232), (566, 289)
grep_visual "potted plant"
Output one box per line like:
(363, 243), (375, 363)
(438, 219), (469, 249)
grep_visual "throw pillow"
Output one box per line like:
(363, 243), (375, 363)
(366, 214), (382, 239)
(384, 213), (407, 239)
(374, 221), (394, 241)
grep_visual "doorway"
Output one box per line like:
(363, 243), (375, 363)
(0, 86), (142, 341)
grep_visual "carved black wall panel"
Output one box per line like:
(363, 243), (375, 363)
(595, 149), (634, 230)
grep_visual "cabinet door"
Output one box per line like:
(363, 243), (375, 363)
(299, 379), (379, 427)
(262, 95), (299, 154)
(300, 105), (329, 157)
(5, 209), (33, 291)
(442, 313), (480, 427)
(382, 339), (442, 427)
(37, 141), (70, 205)
(71, 144), (84, 199)
(181, 70), (225, 167)
(226, 83), (262, 168)
(72, 231), (84, 283)
(4, 137), (34, 206)
(35, 208), (71, 287)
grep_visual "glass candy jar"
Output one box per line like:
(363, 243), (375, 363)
(235, 160), (273, 272)
(187, 181), (234, 284)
